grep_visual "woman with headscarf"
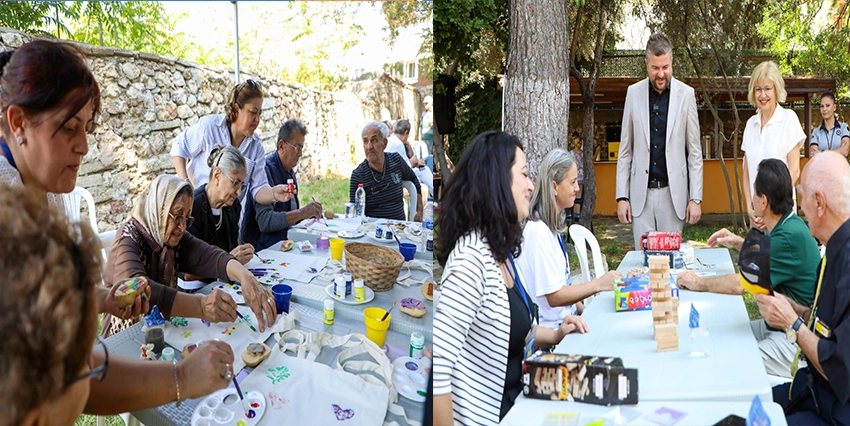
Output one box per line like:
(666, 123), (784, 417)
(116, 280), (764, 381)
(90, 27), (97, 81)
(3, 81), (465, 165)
(517, 149), (621, 330)
(170, 79), (293, 209)
(102, 174), (276, 337)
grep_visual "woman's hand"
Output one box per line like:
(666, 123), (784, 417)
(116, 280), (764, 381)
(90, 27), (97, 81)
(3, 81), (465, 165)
(238, 272), (276, 333)
(597, 270), (622, 293)
(200, 289), (238, 323)
(100, 280), (151, 319)
(230, 243), (255, 265)
(177, 340), (234, 400)
(560, 315), (589, 335)
(272, 184), (294, 203)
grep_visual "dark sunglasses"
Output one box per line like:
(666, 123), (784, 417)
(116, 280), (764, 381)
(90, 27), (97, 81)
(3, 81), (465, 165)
(234, 79), (259, 101)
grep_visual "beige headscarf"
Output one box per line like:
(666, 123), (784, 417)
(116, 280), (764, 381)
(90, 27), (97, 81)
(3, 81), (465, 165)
(131, 175), (192, 247)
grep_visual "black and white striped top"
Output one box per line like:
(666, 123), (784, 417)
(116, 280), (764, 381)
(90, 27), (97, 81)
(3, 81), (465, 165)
(349, 152), (420, 221)
(433, 232), (513, 425)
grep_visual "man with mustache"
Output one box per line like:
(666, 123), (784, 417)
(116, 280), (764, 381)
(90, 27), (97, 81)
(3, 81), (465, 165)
(616, 33), (704, 249)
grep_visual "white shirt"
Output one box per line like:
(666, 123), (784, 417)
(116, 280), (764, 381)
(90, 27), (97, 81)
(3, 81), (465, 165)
(170, 114), (269, 200)
(385, 134), (411, 167)
(741, 105), (805, 201)
(517, 219), (576, 329)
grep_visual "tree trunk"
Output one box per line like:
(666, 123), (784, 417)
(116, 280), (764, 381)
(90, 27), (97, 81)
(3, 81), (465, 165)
(504, 0), (570, 180)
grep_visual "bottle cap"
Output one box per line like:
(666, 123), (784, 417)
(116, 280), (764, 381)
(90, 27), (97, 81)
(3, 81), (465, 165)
(358, 183), (364, 187)
(324, 298), (334, 310)
(410, 332), (424, 346)
(354, 279), (364, 288)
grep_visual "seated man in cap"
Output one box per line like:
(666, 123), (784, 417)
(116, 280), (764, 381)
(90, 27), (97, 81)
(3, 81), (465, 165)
(756, 151), (850, 425)
(677, 159), (820, 377)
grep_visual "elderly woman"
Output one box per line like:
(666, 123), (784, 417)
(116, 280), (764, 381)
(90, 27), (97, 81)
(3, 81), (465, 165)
(350, 121), (423, 221)
(516, 149), (621, 330)
(433, 132), (577, 424)
(102, 174), (276, 337)
(170, 79), (293, 207)
(187, 146), (254, 264)
(741, 61), (805, 230)
(1, 185), (235, 422)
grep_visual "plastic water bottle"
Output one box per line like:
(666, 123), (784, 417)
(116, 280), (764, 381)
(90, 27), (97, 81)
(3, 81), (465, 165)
(354, 184), (366, 220)
(423, 197), (434, 252)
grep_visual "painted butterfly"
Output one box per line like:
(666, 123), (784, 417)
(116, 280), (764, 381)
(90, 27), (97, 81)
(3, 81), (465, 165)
(332, 404), (355, 421)
(269, 392), (289, 410)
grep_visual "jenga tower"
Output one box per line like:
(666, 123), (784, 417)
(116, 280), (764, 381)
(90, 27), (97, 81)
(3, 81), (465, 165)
(648, 255), (679, 352)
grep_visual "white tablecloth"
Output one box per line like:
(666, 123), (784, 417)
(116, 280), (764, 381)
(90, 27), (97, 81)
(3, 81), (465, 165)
(501, 395), (788, 426)
(553, 248), (773, 402)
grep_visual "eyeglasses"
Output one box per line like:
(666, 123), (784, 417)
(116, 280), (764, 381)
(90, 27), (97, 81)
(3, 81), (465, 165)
(66, 336), (109, 387)
(168, 211), (195, 229)
(754, 85), (774, 95)
(221, 173), (247, 194)
(234, 79), (259, 101)
(284, 140), (303, 153)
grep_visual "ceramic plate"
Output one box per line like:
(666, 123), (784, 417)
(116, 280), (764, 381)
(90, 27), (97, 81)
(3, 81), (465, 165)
(337, 230), (365, 239)
(192, 389), (266, 426)
(391, 356), (430, 402)
(215, 283), (245, 304)
(324, 284), (375, 305)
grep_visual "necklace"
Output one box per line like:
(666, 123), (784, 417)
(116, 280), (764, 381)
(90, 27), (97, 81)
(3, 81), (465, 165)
(214, 211), (224, 230)
(370, 163), (386, 183)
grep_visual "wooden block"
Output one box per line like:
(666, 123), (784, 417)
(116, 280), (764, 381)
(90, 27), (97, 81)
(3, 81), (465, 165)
(657, 342), (679, 352)
(649, 272), (669, 280)
(654, 323), (677, 333)
(652, 309), (666, 318)
(654, 300), (672, 311)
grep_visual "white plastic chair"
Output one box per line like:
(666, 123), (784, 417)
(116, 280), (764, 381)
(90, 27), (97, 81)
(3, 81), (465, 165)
(402, 180), (418, 221)
(569, 224), (605, 284)
(64, 186), (98, 233)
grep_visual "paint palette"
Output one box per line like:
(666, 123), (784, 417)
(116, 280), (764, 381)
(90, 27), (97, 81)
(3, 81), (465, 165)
(337, 230), (365, 239)
(391, 356), (430, 403)
(191, 388), (266, 426)
(324, 284), (375, 305)
(215, 283), (245, 304)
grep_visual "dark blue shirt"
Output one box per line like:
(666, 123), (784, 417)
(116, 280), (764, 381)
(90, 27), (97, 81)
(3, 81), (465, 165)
(241, 152), (300, 251)
(648, 81), (670, 185)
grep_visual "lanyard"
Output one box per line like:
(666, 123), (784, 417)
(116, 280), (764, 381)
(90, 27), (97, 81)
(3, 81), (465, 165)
(558, 234), (568, 262)
(0, 140), (16, 170)
(507, 253), (534, 324)
(790, 255), (827, 382)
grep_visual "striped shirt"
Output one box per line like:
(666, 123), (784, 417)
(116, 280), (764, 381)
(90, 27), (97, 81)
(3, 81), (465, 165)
(433, 232), (513, 425)
(169, 114), (269, 200)
(349, 152), (420, 221)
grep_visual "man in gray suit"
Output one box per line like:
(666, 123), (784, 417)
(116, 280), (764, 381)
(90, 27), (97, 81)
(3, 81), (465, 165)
(616, 33), (704, 248)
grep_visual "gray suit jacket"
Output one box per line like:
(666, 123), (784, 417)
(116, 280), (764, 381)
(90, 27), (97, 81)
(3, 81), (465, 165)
(616, 77), (703, 220)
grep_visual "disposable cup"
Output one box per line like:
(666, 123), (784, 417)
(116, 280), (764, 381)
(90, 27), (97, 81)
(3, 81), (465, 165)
(271, 284), (293, 314)
(363, 307), (391, 347)
(329, 238), (345, 261)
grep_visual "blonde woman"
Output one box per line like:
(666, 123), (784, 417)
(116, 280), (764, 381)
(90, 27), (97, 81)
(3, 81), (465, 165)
(741, 61), (805, 230)
(517, 149), (621, 330)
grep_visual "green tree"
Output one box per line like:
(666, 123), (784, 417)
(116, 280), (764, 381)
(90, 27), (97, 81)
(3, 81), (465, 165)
(0, 2), (70, 37)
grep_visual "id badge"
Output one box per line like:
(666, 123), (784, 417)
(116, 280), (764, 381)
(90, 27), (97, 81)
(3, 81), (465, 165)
(815, 317), (832, 339)
(524, 324), (537, 360)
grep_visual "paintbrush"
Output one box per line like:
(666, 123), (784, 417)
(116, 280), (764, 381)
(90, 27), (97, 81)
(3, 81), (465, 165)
(236, 311), (258, 332)
(381, 300), (398, 321)
(312, 196), (328, 225)
(231, 375), (251, 417)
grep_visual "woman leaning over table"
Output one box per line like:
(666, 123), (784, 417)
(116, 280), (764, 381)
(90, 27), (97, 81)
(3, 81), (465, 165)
(170, 79), (293, 207)
(741, 61), (805, 230)
(102, 174), (277, 338)
(182, 146), (255, 288)
(0, 186), (234, 424)
(433, 131), (578, 425)
(517, 149), (621, 330)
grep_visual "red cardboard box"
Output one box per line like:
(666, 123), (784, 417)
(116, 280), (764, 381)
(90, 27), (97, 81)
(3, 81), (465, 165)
(641, 231), (682, 251)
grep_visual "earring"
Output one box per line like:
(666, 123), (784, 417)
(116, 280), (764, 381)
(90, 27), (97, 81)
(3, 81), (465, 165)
(16, 135), (23, 145)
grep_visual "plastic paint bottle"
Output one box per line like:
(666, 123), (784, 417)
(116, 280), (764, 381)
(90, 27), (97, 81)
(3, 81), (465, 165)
(287, 178), (295, 194)
(344, 272), (353, 296)
(323, 298), (335, 325)
(354, 279), (365, 302)
(334, 274), (346, 299)
(409, 332), (424, 360)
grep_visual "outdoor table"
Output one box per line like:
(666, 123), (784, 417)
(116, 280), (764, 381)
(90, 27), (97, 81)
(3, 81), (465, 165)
(501, 394), (788, 425)
(102, 300), (425, 426)
(553, 248), (773, 402)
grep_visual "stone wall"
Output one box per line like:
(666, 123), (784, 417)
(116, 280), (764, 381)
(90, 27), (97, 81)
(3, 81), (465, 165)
(0, 28), (422, 231)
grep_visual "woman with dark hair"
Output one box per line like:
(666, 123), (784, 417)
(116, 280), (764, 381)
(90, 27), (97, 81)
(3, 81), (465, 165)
(0, 39), (238, 417)
(170, 79), (293, 207)
(810, 91), (850, 156)
(182, 146), (255, 289)
(103, 174), (277, 337)
(433, 131), (577, 425)
(518, 148), (620, 329)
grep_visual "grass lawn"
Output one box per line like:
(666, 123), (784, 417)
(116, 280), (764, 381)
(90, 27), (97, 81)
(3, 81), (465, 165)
(298, 173), (350, 216)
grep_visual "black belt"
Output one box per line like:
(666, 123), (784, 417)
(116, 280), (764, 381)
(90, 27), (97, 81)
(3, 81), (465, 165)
(648, 180), (668, 189)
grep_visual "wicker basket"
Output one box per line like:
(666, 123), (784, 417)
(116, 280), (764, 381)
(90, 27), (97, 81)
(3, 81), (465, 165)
(344, 242), (404, 291)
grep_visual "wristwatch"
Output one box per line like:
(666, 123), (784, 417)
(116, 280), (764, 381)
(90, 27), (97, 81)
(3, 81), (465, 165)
(691, 199), (702, 205)
(786, 317), (805, 343)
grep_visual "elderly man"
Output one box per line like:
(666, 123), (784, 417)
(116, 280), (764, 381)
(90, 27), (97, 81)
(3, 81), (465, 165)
(350, 121), (423, 221)
(386, 119), (434, 197)
(616, 32), (703, 248)
(242, 119), (323, 251)
(677, 159), (819, 377)
(756, 151), (850, 424)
